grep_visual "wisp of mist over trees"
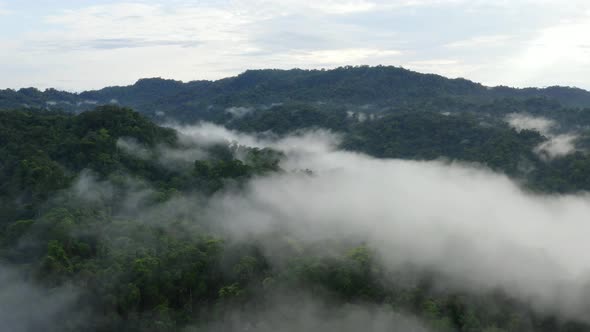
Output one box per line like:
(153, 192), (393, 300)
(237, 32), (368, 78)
(4, 65), (590, 331)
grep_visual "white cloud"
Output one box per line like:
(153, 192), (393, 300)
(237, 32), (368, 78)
(68, 122), (590, 322)
(402, 59), (480, 79)
(0, 265), (84, 332)
(217, 128), (590, 320)
(172, 122), (340, 155)
(445, 34), (513, 49)
(2, 2), (407, 90)
(43, 3), (252, 48)
(290, 48), (401, 65)
(505, 113), (579, 159)
(506, 113), (555, 136)
(227, 0), (378, 17)
(226, 106), (254, 118)
(231, 0), (463, 16)
(190, 294), (433, 331)
(0, 2), (10, 16)
(151, 123), (590, 321)
(535, 134), (578, 159)
(498, 10), (590, 88)
(3, 0), (590, 90)
(300, 0), (378, 14)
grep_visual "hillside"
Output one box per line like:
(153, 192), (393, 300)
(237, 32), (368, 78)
(3, 107), (590, 331)
(4, 70), (590, 331)
(3, 66), (590, 118)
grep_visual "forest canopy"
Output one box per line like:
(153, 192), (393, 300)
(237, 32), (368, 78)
(4, 67), (590, 331)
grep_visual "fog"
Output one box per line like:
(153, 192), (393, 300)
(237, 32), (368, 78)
(535, 133), (579, 159)
(506, 113), (578, 159)
(184, 292), (432, 332)
(118, 122), (337, 171)
(226, 106), (254, 118)
(167, 123), (590, 321)
(117, 135), (209, 170)
(506, 113), (555, 136)
(170, 122), (340, 157)
(0, 265), (83, 332)
(53, 121), (590, 327)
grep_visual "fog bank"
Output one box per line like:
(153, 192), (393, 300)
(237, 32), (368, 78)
(172, 123), (590, 321)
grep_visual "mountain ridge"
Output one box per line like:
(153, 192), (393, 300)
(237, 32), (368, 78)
(3, 66), (590, 116)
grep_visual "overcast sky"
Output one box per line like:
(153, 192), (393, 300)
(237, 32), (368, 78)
(1, 0), (590, 91)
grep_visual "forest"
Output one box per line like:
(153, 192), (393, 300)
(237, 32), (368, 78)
(4, 67), (590, 331)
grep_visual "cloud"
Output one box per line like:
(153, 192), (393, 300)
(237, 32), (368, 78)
(225, 106), (254, 118)
(38, 38), (201, 51)
(117, 136), (209, 170)
(3, 1), (403, 89)
(155, 123), (590, 322)
(70, 169), (116, 204)
(61, 122), (590, 324)
(506, 113), (555, 136)
(0, 264), (84, 332)
(4, 1), (590, 90)
(42, 3), (247, 50)
(171, 122), (341, 156)
(535, 133), (578, 159)
(171, 122), (271, 148)
(116, 137), (152, 160)
(444, 34), (513, 49)
(185, 292), (432, 331)
(0, 1), (11, 16)
(227, 0), (460, 17)
(298, 0), (378, 15)
(402, 59), (480, 79)
(290, 48), (401, 65)
(505, 113), (579, 159)
(499, 9), (590, 88)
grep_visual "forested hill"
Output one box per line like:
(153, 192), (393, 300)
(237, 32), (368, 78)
(5, 70), (590, 331)
(3, 66), (590, 117)
(3, 106), (590, 331)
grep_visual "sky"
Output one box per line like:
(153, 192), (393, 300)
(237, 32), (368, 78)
(1, 0), (590, 91)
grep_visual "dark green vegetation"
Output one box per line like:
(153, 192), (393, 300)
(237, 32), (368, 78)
(4, 66), (590, 116)
(225, 102), (590, 193)
(4, 67), (590, 331)
(0, 106), (281, 223)
(0, 106), (588, 331)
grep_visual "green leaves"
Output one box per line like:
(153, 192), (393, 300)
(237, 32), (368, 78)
(43, 240), (73, 276)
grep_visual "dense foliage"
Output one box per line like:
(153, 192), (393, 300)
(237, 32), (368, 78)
(4, 66), (590, 118)
(1, 105), (590, 331)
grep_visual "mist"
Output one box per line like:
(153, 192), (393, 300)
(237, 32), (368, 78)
(117, 134), (209, 170)
(506, 113), (555, 136)
(535, 133), (579, 159)
(506, 113), (579, 159)
(184, 292), (432, 332)
(0, 264), (83, 332)
(54, 121), (590, 327)
(163, 123), (590, 322)
(226, 106), (254, 118)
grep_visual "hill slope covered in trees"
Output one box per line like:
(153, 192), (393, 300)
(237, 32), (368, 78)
(2, 106), (590, 331)
(4, 68), (590, 331)
(4, 66), (590, 117)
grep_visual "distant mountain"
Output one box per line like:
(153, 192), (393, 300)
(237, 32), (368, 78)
(2, 66), (590, 119)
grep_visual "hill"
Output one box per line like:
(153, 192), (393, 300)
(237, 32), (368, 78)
(3, 66), (590, 119)
(2, 106), (590, 331)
